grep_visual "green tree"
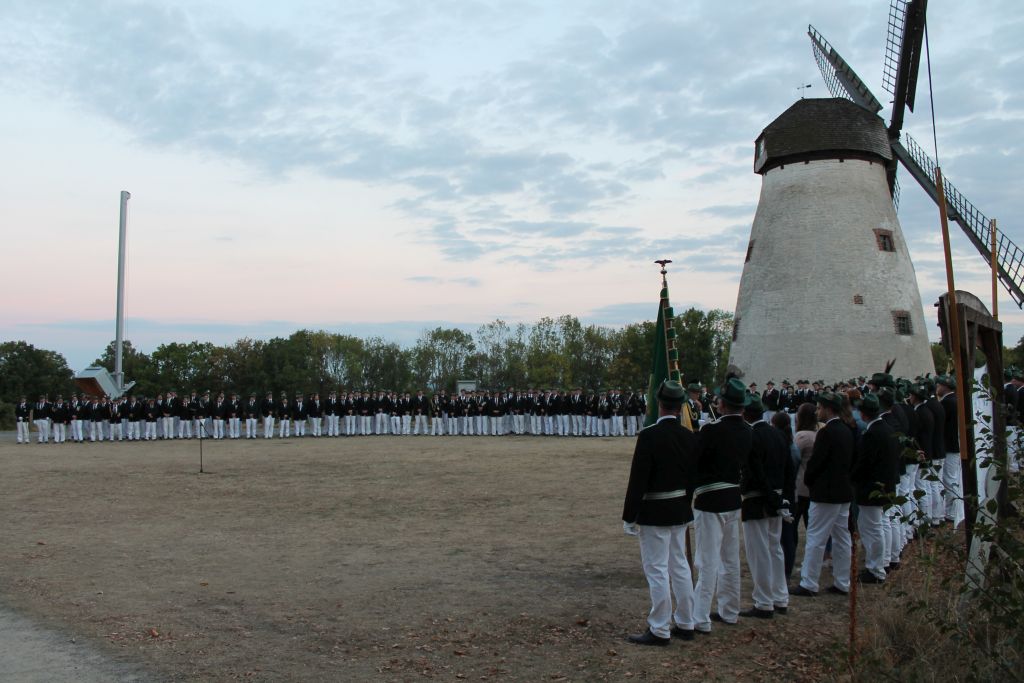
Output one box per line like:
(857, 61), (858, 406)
(150, 341), (217, 393)
(413, 327), (474, 391)
(0, 341), (76, 404)
(91, 339), (156, 394)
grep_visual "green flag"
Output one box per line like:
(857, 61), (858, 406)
(644, 285), (693, 431)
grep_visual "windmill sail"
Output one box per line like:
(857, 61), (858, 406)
(893, 134), (1024, 307)
(882, 0), (928, 136)
(808, 26), (883, 113)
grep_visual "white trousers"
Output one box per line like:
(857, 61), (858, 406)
(35, 419), (50, 443)
(612, 415), (625, 436)
(163, 416), (175, 438)
(858, 505), (887, 580)
(390, 415), (401, 434)
(942, 451), (963, 523)
(376, 413), (388, 434)
(229, 417), (241, 438)
(638, 524), (695, 637)
(345, 415), (357, 435)
(129, 422), (141, 441)
(886, 505), (903, 562)
(431, 416), (444, 435)
(361, 416), (372, 435)
(145, 422), (157, 440)
(900, 466), (918, 534)
(310, 417), (321, 436)
(246, 418), (258, 438)
(414, 415), (428, 434)
(213, 419), (224, 439)
(17, 421), (30, 443)
(52, 423), (66, 443)
(263, 417), (274, 438)
(799, 501), (852, 593)
(71, 419), (84, 442)
(327, 415), (339, 436)
(110, 422), (123, 441)
(402, 415), (412, 435)
(914, 462), (936, 524)
(743, 516), (788, 610)
(179, 420), (192, 439)
(513, 414), (525, 434)
(627, 416), (638, 437)
(279, 419), (291, 437)
(693, 508), (741, 629)
(295, 419), (306, 436)
(447, 416), (459, 435)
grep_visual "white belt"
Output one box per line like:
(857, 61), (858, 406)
(642, 489), (687, 501)
(693, 482), (739, 497)
(741, 488), (783, 501)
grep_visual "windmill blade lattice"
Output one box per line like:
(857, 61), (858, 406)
(893, 133), (1024, 308)
(808, 25), (883, 114)
(882, 0), (910, 102)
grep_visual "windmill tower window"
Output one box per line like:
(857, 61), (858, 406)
(892, 311), (913, 335)
(874, 229), (896, 252)
(745, 240), (755, 263)
(732, 318), (740, 342)
(853, 294), (864, 305)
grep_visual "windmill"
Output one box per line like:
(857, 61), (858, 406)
(727, 1), (1022, 387)
(808, 0), (1023, 309)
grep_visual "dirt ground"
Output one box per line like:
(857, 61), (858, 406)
(0, 434), (867, 681)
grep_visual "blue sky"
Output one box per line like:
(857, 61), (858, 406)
(1, 0), (1021, 371)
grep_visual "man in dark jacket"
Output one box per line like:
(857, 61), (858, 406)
(740, 395), (793, 617)
(852, 394), (899, 583)
(936, 376), (962, 524)
(622, 380), (699, 646)
(692, 377), (752, 632)
(908, 384), (935, 527)
(792, 392), (854, 596)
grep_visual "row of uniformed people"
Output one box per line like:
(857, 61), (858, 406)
(13, 388), (651, 442)
(621, 371), (965, 645)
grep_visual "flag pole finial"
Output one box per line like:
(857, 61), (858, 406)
(654, 259), (672, 287)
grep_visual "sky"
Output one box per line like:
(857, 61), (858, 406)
(1, 0), (1021, 372)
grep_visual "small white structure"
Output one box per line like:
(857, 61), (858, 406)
(74, 366), (134, 399)
(728, 98), (934, 385)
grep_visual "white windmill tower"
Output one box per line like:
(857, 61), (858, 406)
(728, 0), (1024, 386)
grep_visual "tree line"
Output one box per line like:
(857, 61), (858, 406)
(0, 310), (738, 427)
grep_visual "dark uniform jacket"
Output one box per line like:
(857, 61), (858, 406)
(940, 393), (958, 454)
(852, 418), (900, 506)
(912, 403), (934, 461)
(741, 420), (792, 521)
(693, 414), (751, 513)
(804, 418), (854, 504)
(622, 416), (698, 526)
(925, 397), (945, 462)
(16, 402), (31, 422)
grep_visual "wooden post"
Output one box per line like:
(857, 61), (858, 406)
(990, 218), (999, 321)
(935, 168), (971, 466)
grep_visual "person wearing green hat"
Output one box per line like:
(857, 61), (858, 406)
(851, 394), (899, 584)
(739, 394), (792, 617)
(935, 376), (963, 524)
(622, 380), (700, 646)
(907, 384), (935, 528)
(692, 377), (752, 632)
(791, 392), (854, 597)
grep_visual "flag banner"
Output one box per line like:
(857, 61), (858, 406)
(644, 281), (694, 432)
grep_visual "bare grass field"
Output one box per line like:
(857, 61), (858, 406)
(0, 435), (856, 681)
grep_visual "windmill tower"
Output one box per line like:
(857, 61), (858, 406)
(729, 0), (1024, 386)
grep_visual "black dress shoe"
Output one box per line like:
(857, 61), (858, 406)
(789, 585), (817, 597)
(826, 585), (849, 596)
(887, 561), (901, 571)
(710, 613), (736, 625)
(670, 626), (695, 641)
(738, 607), (774, 619)
(774, 606), (788, 615)
(858, 570), (885, 584)
(627, 629), (670, 646)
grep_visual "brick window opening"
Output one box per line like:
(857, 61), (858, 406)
(732, 317), (740, 342)
(892, 311), (912, 335)
(745, 240), (755, 263)
(853, 294), (864, 305)
(874, 229), (895, 252)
